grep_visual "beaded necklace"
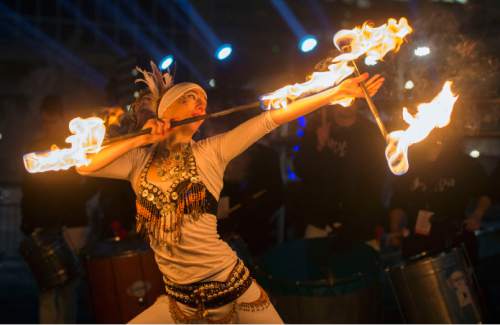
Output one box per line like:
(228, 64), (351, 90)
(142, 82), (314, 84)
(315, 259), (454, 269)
(135, 143), (217, 249)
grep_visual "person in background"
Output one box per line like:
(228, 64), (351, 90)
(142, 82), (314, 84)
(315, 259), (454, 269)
(217, 133), (284, 258)
(294, 100), (386, 244)
(21, 95), (93, 323)
(204, 111), (284, 259)
(91, 106), (137, 240)
(388, 131), (491, 264)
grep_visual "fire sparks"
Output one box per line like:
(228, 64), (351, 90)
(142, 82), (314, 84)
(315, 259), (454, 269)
(23, 117), (106, 173)
(385, 81), (459, 175)
(261, 17), (412, 110)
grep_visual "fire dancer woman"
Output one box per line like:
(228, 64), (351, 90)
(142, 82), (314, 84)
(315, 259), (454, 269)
(76, 64), (384, 323)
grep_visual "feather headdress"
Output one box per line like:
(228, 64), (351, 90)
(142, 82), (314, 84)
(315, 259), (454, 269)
(135, 61), (174, 116)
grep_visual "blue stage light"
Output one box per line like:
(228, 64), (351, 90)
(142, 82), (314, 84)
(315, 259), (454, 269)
(215, 44), (232, 60)
(297, 116), (307, 128)
(160, 55), (174, 70)
(299, 36), (317, 53)
(286, 167), (299, 181)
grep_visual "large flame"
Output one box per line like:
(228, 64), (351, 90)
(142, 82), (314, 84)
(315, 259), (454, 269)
(23, 117), (106, 173)
(261, 17), (413, 110)
(385, 81), (459, 176)
(333, 17), (413, 65)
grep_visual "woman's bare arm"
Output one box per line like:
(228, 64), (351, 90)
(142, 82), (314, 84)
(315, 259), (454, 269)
(76, 119), (170, 175)
(270, 73), (384, 125)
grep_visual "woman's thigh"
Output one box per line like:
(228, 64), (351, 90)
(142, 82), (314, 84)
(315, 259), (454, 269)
(236, 281), (283, 324)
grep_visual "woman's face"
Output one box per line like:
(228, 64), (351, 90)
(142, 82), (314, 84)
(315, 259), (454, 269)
(161, 91), (207, 136)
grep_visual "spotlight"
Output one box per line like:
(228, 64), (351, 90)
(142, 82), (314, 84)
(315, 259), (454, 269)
(414, 46), (430, 57)
(469, 150), (480, 158)
(160, 55), (174, 70)
(299, 35), (318, 53)
(215, 44), (232, 60)
(404, 80), (415, 90)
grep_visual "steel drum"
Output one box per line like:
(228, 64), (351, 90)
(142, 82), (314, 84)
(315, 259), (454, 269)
(84, 238), (164, 323)
(19, 228), (80, 291)
(386, 246), (482, 323)
(258, 238), (382, 323)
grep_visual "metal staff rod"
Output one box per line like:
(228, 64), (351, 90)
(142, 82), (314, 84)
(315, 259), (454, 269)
(350, 60), (388, 140)
(103, 101), (261, 145)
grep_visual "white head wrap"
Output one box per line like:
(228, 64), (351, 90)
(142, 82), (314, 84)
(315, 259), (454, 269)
(157, 82), (207, 118)
(135, 62), (207, 119)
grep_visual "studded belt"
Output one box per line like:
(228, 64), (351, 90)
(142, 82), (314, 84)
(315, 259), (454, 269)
(164, 260), (252, 313)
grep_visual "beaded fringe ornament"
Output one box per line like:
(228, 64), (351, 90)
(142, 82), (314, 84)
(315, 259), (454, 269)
(135, 145), (214, 251)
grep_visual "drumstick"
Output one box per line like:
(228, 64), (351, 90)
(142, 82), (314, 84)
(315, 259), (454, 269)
(227, 190), (268, 214)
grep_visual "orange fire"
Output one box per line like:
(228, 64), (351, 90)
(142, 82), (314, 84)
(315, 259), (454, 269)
(261, 17), (413, 109)
(385, 81), (459, 175)
(333, 17), (413, 65)
(261, 61), (354, 109)
(23, 117), (106, 173)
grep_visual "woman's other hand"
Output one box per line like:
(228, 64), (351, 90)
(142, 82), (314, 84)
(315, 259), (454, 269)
(336, 73), (385, 99)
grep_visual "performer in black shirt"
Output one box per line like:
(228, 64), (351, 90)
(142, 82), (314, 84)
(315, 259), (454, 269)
(218, 142), (284, 257)
(294, 100), (386, 242)
(388, 132), (491, 263)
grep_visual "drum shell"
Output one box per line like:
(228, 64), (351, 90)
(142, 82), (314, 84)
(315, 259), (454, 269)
(19, 228), (80, 291)
(85, 239), (164, 324)
(387, 247), (482, 323)
(259, 238), (382, 323)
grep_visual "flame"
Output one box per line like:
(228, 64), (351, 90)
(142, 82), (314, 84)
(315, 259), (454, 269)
(333, 17), (413, 64)
(261, 61), (355, 109)
(385, 81), (459, 175)
(261, 17), (412, 110)
(23, 117), (106, 173)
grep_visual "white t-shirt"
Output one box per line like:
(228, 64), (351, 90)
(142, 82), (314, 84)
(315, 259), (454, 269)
(88, 111), (278, 284)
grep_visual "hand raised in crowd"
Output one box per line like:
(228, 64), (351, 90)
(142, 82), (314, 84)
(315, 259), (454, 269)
(385, 133), (408, 174)
(140, 118), (171, 145)
(336, 73), (385, 99)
